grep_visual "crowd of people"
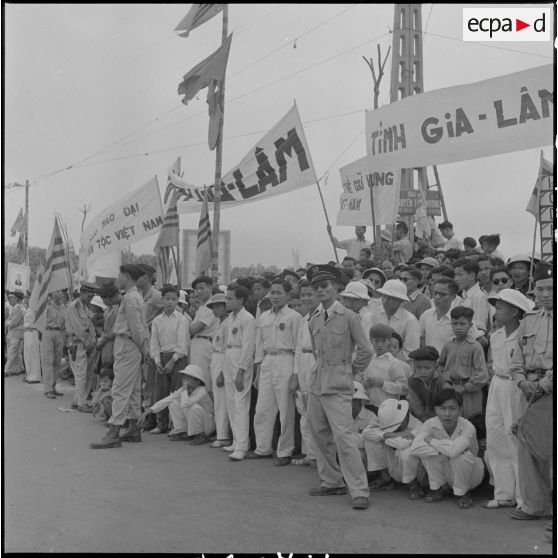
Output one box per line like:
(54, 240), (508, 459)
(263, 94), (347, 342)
(4, 221), (553, 535)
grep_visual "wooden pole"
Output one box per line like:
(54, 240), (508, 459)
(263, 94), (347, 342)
(528, 219), (537, 292)
(316, 180), (339, 262)
(211, 5), (228, 284)
(24, 179), (29, 266)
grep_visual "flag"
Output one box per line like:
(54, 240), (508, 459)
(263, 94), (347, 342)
(155, 189), (180, 284)
(10, 207), (25, 237)
(16, 233), (25, 259)
(29, 265), (44, 313)
(174, 4), (224, 38)
(33, 218), (72, 331)
(196, 190), (212, 274)
(526, 151), (553, 222)
(177, 33), (232, 106)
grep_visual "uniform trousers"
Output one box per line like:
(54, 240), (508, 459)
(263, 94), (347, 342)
(41, 329), (63, 393)
(296, 353), (317, 460)
(307, 392), (370, 499)
(169, 400), (216, 436)
(154, 353), (187, 431)
(210, 351), (230, 440)
(108, 337), (142, 426)
(517, 442), (552, 516)
(223, 348), (252, 452)
(5, 331), (24, 375)
(23, 330), (42, 382)
(189, 338), (213, 393)
(419, 451), (484, 496)
(254, 353), (296, 458)
(69, 344), (90, 407)
(365, 441), (423, 484)
(485, 376), (526, 505)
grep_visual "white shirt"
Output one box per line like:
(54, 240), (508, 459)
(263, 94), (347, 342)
(443, 235), (463, 251)
(150, 309), (190, 362)
(332, 237), (370, 260)
(461, 283), (490, 333)
(192, 303), (219, 337)
(363, 352), (409, 407)
(488, 326), (519, 378)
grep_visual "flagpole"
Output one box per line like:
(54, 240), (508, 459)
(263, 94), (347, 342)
(211, 5), (229, 284)
(24, 179), (29, 266)
(528, 218), (537, 292)
(315, 180), (339, 263)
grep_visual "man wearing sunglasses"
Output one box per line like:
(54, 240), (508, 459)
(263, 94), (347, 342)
(305, 264), (374, 510)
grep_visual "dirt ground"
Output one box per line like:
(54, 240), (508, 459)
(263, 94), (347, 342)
(3, 374), (553, 554)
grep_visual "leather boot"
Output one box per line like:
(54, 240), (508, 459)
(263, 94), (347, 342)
(119, 419), (142, 442)
(90, 425), (122, 449)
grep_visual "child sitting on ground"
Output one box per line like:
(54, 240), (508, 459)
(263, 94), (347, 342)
(363, 324), (409, 412)
(363, 398), (425, 498)
(91, 368), (114, 423)
(407, 346), (445, 422)
(436, 306), (488, 419)
(138, 364), (215, 445)
(410, 388), (485, 509)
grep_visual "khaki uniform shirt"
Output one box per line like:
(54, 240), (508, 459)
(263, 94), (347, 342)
(114, 285), (147, 351)
(65, 298), (96, 346)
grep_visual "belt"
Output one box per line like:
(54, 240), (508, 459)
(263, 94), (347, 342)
(193, 335), (213, 341)
(302, 349), (313, 354)
(116, 333), (133, 340)
(24, 327), (37, 332)
(494, 374), (511, 380)
(226, 344), (242, 349)
(45, 327), (62, 331)
(264, 349), (294, 356)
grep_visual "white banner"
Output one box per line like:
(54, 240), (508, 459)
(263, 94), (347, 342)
(365, 64), (553, 170)
(336, 157), (400, 226)
(81, 177), (164, 262)
(174, 103), (317, 213)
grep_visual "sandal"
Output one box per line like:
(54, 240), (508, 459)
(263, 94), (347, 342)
(481, 499), (516, 509)
(457, 493), (474, 509)
(408, 483), (425, 500)
(425, 487), (448, 503)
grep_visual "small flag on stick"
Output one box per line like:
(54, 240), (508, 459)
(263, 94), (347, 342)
(10, 207), (26, 237)
(526, 151), (553, 222)
(196, 189), (212, 275)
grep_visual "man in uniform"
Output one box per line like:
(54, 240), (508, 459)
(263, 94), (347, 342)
(136, 263), (163, 431)
(5, 291), (25, 376)
(65, 282), (98, 411)
(41, 290), (67, 399)
(509, 263), (553, 522)
(305, 264), (374, 510)
(90, 264), (147, 449)
(189, 275), (219, 391)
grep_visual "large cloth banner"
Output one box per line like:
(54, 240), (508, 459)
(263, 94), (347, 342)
(174, 103), (317, 213)
(336, 157), (400, 226)
(81, 177), (164, 261)
(365, 64), (553, 170)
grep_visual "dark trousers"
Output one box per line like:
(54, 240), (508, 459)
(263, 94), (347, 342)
(154, 353), (187, 431)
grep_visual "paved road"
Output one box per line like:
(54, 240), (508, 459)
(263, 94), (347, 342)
(3, 375), (552, 554)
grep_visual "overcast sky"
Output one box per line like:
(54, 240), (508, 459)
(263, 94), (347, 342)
(4, 3), (554, 270)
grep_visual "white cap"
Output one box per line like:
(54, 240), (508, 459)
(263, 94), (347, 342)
(89, 296), (106, 310)
(340, 281), (371, 300)
(378, 399), (409, 432)
(487, 288), (535, 314)
(376, 279), (410, 302)
(506, 254), (532, 267)
(177, 364), (205, 385)
(418, 257), (438, 268)
(353, 381), (368, 401)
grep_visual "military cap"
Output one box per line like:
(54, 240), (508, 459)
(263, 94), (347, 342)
(306, 264), (342, 285)
(369, 324), (394, 339)
(136, 263), (156, 277)
(10, 290), (24, 300)
(533, 262), (553, 284)
(119, 264), (144, 281)
(80, 281), (99, 295)
(408, 346), (440, 361)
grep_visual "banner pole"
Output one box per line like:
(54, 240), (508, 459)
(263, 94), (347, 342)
(211, 5), (228, 284)
(528, 218), (537, 292)
(315, 180), (339, 263)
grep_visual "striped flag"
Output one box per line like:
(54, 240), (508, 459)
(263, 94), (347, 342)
(174, 4), (224, 38)
(196, 190), (212, 274)
(526, 151), (553, 222)
(155, 189), (180, 284)
(33, 218), (72, 331)
(10, 207), (26, 237)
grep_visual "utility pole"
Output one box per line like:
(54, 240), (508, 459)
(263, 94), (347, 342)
(389, 4), (448, 251)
